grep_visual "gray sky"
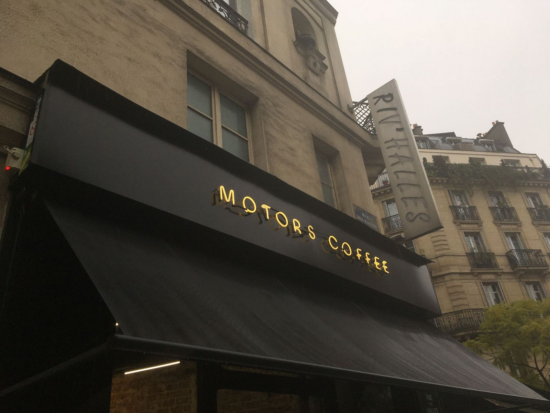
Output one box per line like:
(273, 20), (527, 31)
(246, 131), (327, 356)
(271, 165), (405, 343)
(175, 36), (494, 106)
(334, 0), (550, 164)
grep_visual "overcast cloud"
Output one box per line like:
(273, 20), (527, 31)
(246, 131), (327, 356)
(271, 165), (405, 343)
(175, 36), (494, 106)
(334, 0), (550, 164)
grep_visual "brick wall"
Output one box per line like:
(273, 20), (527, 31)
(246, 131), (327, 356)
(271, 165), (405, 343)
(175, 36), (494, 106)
(110, 362), (311, 413)
(110, 361), (197, 413)
(218, 389), (305, 413)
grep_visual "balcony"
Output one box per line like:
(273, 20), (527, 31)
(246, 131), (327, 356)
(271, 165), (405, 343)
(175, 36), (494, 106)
(433, 309), (486, 338)
(349, 99), (376, 135)
(528, 207), (550, 222)
(489, 206), (519, 222)
(370, 172), (390, 191)
(382, 214), (402, 234)
(467, 252), (499, 269)
(450, 205), (480, 222)
(200, 0), (248, 33)
(506, 249), (549, 270)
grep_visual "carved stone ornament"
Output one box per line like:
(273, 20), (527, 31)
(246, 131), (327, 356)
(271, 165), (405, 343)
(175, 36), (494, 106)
(294, 33), (328, 75)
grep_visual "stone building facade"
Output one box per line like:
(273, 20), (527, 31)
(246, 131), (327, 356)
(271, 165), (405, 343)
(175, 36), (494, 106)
(2, 1), (548, 412)
(371, 122), (550, 341)
(0, 0), (382, 223)
(0, 1), (400, 412)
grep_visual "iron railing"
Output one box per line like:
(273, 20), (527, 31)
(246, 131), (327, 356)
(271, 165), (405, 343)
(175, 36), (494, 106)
(450, 205), (480, 221)
(466, 252), (499, 269)
(506, 249), (548, 269)
(382, 214), (402, 233)
(433, 309), (486, 335)
(349, 99), (376, 135)
(528, 207), (550, 222)
(200, 0), (248, 33)
(489, 206), (519, 222)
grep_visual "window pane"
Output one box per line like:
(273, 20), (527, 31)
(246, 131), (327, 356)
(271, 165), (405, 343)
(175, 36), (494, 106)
(187, 74), (212, 116)
(321, 183), (336, 207)
(488, 191), (506, 207)
(450, 191), (468, 206)
(465, 232), (485, 252)
(315, 152), (331, 185)
(403, 240), (416, 253)
(505, 233), (523, 250)
(222, 128), (249, 161)
(220, 95), (247, 137)
(384, 200), (398, 217)
(526, 193), (544, 208)
(483, 283), (503, 306)
(188, 109), (213, 142)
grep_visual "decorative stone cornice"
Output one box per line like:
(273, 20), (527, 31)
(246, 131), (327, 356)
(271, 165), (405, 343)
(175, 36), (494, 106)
(427, 176), (550, 188)
(311, 0), (339, 24)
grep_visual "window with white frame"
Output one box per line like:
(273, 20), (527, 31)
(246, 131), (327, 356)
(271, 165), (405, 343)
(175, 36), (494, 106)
(449, 190), (469, 206)
(482, 282), (505, 307)
(383, 199), (399, 217)
(187, 73), (250, 162)
(315, 150), (337, 208)
(543, 233), (550, 250)
(505, 232), (524, 250)
(464, 232), (487, 253)
(526, 192), (544, 208)
(525, 282), (546, 302)
(488, 191), (508, 207)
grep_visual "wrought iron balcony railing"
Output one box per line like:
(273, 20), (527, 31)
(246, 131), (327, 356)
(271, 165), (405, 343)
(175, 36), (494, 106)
(349, 99), (376, 135)
(200, 0), (248, 33)
(382, 214), (402, 233)
(433, 309), (486, 336)
(450, 205), (480, 221)
(489, 206), (519, 222)
(467, 252), (499, 269)
(506, 249), (549, 269)
(528, 207), (550, 222)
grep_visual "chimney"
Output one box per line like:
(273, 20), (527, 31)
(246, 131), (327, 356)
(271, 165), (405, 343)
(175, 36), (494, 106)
(412, 124), (423, 136)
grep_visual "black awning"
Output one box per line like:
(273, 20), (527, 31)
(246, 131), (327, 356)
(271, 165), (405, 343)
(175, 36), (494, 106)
(45, 197), (546, 405)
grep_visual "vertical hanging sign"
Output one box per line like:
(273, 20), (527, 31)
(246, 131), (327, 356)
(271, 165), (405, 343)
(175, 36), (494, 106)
(367, 80), (442, 240)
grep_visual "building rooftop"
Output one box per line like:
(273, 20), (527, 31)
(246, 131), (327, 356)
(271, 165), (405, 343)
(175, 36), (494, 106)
(413, 121), (519, 154)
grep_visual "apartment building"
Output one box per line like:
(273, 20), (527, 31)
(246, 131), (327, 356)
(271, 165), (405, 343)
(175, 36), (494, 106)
(371, 121), (550, 341)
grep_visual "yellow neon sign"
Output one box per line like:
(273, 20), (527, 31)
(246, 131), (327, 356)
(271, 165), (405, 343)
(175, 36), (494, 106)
(213, 185), (390, 275)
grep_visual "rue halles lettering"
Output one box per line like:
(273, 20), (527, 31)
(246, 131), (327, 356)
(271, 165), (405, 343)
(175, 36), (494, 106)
(373, 93), (431, 224)
(212, 185), (390, 276)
